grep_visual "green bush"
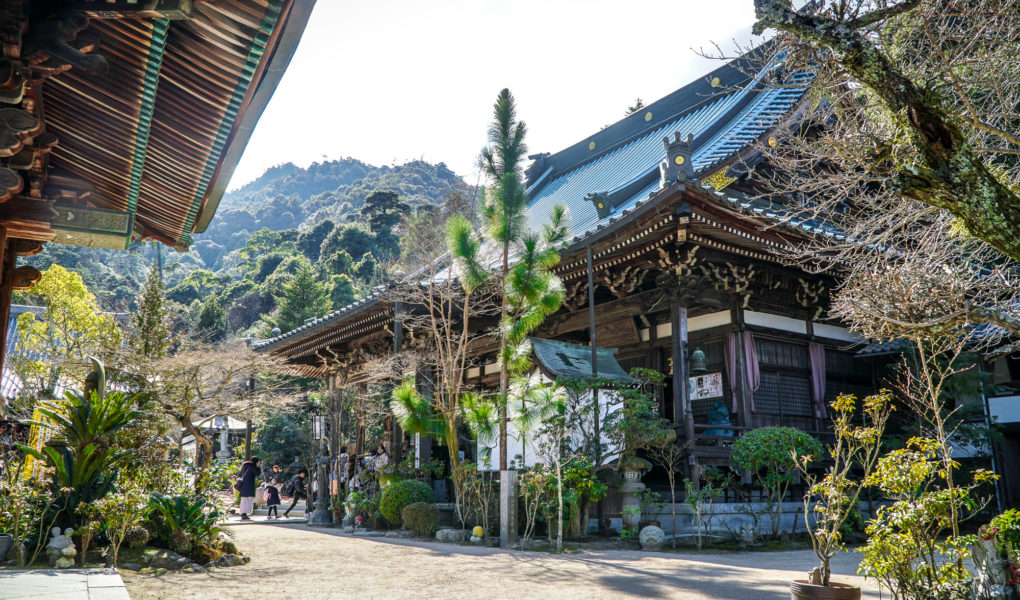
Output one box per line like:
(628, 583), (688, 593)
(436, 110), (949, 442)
(146, 493), (223, 547)
(379, 480), (434, 526)
(730, 426), (822, 483)
(402, 502), (438, 537)
(730, 426), (822, 538)
(125, 524), (150, 548)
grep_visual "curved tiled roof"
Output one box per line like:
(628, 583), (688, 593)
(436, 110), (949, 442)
(525, 55), (810, 244)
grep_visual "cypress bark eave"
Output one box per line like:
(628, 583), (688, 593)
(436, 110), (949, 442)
(753, 0), (1020, 261)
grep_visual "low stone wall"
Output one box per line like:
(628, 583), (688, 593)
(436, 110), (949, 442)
(598, 501), (875, 539)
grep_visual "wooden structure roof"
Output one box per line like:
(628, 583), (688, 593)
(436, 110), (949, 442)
(0, 0), (314, 251)
(253, 47), (828, 375)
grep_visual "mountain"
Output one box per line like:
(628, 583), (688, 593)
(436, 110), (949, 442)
(19, 159), (472, 336)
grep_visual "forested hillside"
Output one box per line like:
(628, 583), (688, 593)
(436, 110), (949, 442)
(17, 159), (472, 339)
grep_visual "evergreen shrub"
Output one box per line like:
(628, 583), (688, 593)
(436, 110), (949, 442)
(379, 480), (434, 526)
(402, 502), (439, 537)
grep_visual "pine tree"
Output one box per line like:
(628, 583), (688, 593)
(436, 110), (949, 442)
(196, 296), (226, 343)
(360, 190), (409, 260)
(272, 264), (331, 333)
(129, 263), (173, 358)
(479, 88), (530, 474)
(329, 274), (357, 310)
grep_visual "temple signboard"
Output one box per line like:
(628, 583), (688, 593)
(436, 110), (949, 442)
(689, 372), (723, 400)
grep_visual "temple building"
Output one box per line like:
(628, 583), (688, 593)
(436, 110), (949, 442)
(0, 0), (314, 408)
(255, 46), (1015, 510)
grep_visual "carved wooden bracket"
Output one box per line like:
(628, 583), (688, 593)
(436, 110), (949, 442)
(796, 279), (827, 320)
(10, 264), (40, 290)
(601, 265), (648, 299)
(562, 279), (588, 312)
(0, 167), (23, 202)
(0, 108), (39, 158)
(703, 262), (756, 308)
(23, 11), (109, 75)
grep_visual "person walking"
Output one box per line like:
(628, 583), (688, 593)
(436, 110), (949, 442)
(282, 470), (307, 519)
(237, 456), (261, 521)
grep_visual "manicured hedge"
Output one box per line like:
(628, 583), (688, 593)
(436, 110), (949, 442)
(379, 480), (434, 525)
(402, 502), (439, 537)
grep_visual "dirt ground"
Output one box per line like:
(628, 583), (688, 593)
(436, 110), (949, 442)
(121, 520), (884, 600)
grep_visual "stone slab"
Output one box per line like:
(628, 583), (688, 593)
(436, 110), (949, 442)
(0, 568), (129, 600)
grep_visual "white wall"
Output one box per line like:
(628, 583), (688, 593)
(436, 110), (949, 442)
(477, 388), (624, 471)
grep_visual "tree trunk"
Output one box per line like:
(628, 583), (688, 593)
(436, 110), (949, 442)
(183, 419), (214, 492)
(499, 243), (509, 471)
(753, 0), (1020, 261)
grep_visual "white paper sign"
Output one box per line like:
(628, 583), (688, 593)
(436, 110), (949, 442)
(689, 372), (723, 399)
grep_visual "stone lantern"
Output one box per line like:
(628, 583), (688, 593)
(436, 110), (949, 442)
(619, 456), (652, 531)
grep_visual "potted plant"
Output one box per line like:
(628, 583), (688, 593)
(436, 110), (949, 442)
(790, 391), (892, 600)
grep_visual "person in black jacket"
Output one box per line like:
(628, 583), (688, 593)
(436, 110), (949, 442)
(265, 480), (281, 520)
(282, 470), (307, 518)
(237, 457), (261, 521)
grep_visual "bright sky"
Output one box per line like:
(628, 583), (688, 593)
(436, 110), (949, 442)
(230, 0), (762, 190)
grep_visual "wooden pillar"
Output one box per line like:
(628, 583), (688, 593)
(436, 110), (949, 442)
(671, 299), (696, 483)
(586, 246), (602, 534)
(391, 300), (403, 464)
(414, 366), (432, 468)
(0, 230), (13, 411)
(356, 382), (367, 455)
(669, 300), (693, 440)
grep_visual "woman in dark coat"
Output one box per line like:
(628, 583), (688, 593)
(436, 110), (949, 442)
(237, 457), (261, 520)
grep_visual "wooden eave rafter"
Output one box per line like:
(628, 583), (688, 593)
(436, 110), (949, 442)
(0, 0), (305, 250)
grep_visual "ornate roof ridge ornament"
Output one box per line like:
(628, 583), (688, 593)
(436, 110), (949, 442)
(659, 132), (694, 188)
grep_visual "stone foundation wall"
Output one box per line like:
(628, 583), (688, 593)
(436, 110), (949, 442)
(597, 501), (876, 538)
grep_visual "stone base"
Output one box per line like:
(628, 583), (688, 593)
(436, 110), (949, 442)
(308, 507), (333, 526)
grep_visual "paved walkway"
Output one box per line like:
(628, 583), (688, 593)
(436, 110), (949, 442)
(121, 520), (884, 600)
(0, 568), (130, 600)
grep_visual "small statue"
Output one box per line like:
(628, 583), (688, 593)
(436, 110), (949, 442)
(46, 527), (76, 568)
(314, 439), (330, 510)
(808, 567), (822, 586)
(702, 401), (734, 439)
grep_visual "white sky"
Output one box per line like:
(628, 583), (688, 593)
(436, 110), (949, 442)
(229, 0), (761, 190)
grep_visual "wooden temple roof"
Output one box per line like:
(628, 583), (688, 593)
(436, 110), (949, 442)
(254, 45), (823, 367)
(1, 0), (314, 250)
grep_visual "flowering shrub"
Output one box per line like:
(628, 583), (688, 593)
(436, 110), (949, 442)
(860, 437), (996, 600)
(793, 392), (892, 587)
(983, 509), (1020, 581)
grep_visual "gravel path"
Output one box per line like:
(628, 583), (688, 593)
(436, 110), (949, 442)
(121, 520), (884, 600)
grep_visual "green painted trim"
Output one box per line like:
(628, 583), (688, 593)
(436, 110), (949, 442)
(125, 18), (170, 244)
(177, 0), (282, 246)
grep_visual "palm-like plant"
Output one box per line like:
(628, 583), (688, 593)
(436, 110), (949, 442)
(146, 493), (223, 546)
(31, 390), (142, 452)
(21, 390), (141, 528)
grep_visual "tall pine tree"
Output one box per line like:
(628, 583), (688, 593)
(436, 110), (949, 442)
(272, 264), (331, 333)
(129, 263), (174, 358)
